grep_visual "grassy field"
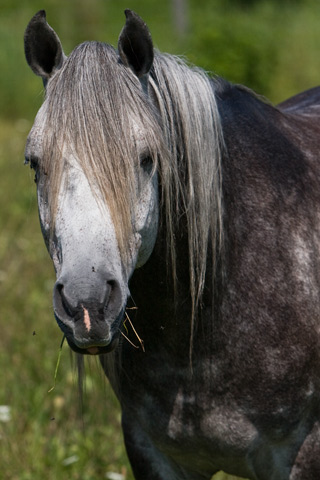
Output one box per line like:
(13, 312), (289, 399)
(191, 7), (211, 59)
(1, 0), (320, 479)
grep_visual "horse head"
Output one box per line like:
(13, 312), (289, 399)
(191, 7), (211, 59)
(24, 10), (160, 355)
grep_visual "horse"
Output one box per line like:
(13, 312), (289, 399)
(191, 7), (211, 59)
(24, 9), (320, 480)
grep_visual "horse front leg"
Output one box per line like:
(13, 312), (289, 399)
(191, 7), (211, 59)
(122, 412), (212, 480)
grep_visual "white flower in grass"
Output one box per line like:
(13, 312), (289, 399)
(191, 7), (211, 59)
(62, 455), (79, 466)
(105, 473), (125, 480)
(0, 406), (11, 422)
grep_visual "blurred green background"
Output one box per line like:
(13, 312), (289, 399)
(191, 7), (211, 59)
(0, 0), (319, 479)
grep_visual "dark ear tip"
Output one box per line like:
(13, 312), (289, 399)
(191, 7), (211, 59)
(123, 9), (144, 25)
(25, 10), (47, 37)
(37, 9), (46, 18)
(124, 9), (138, 20)
(30, 10), (47, 23)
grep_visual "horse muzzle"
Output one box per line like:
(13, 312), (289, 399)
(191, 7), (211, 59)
(52, 275), (126, 355)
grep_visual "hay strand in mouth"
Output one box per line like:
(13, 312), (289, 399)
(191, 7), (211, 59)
(121, 310), (145, 352)
(48, 334), (66, 393)
(120, 330), (140, 349)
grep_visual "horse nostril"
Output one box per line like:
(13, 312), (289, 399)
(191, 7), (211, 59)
(107, 280), (116, 292)
(55, 282), (64, 300)
(106, 279), (117, 302)
(95, 280), (120, 315)
(53, 282), (76, 320)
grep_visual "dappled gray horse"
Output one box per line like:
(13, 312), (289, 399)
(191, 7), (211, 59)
(24, 9), (320, 480)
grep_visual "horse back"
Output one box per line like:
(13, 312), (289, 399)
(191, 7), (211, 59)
(277, 86), (320, 115)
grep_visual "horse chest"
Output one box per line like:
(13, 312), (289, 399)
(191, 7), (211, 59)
(121, 358), (258, 473)
(120, 361), (318, 480)
(158, 389), (258, 454)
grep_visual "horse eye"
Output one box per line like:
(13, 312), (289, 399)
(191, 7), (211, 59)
(140, 155), (153, 172)
(30, 158), (39, 171)
(25, 156), (40, 183)
(25, 155), (39, 171)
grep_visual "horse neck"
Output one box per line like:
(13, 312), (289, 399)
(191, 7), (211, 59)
(129, 218), (218, 364)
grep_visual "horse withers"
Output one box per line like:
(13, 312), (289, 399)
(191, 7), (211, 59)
(24, 10), (320, 480)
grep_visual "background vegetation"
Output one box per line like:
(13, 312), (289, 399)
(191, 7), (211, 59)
(0, 0), (319, 479)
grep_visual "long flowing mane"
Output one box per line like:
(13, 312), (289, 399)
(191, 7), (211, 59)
(151, 53), (224, 327)
(40, 41), (224, 333)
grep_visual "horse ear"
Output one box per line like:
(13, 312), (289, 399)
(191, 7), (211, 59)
(24, 10), (66, 83)
(118, 10), (154, 79)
